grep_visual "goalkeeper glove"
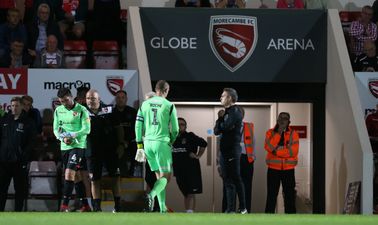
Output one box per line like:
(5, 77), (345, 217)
(135, 143), (146, 162)
(135, 149), (146, 162)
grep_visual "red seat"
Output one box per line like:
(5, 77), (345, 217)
(339, 11), (361, 33)
(64, 40), (87, 69)
(92, 41), (119, 69)
(120, 9), (127, 23)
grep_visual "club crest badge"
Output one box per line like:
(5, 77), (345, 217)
(209, 15), (257, 72)
(106, 76), (124, 96)
(369, 79), (378, 98)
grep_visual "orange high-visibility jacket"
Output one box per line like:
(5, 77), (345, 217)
(243, 122), (255, 163)
(264, 127), (299, 170)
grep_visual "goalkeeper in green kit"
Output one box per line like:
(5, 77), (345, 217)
(135, 80), (179, 213)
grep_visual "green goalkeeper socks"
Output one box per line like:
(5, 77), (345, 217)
(150, 177), (167, 199)
(157, 189), (166, 213)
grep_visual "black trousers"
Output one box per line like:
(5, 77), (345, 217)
(221, 154), (254, 213)
(265, 168), (296, 214)
(220, 152), (246, 212)
(0, 162), (29, 211)
(240, 154), (254, 213)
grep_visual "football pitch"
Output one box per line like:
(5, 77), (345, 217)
(0, 213), (378, 225)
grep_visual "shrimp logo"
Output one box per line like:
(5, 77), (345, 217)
(106, 76), (124, 96)
(209, 15), (257, 72)
(368, 79), (378, 98)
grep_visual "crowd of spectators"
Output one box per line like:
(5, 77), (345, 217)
(0, 0), (124, 69)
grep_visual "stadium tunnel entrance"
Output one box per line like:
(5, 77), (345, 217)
(158, 81), (325, 213)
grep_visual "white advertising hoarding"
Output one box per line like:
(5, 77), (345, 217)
(355, 72), (378, 117)
(0, 69), (139, 112)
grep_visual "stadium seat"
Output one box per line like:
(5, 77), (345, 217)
(27, 161), (60, 211)
(339, 11), (361, 33)
(92, 41), (119, 69)
(120, 9), (127, 23)
(64, 40), (88, 69)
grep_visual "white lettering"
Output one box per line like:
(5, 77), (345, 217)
(150, 37), (197, 49)
(0, 73), (20, 90)
(151, 37), (160, 48)
(169, 37), (180, 49)
(8, 73), (20, 89)
(305, 40), (315, 50)
(278, 39), (285, 50)
(267, 38), (316, 50)
(286, 39), (293, 50)
(189, 38), (197, 49)
(0, 74), (8, 89)
(267, 39), (277, 50)
(295, 39), (304, 50)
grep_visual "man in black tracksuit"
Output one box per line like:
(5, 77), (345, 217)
(172, 117), (207, 213)
(85, 89), (121, 212)
(112, 90), (137, 177)
(214, 88), (247, 214)
(0, 97), (36, 211)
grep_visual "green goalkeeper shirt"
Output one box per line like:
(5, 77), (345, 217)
(135, 96), (179, 145)
(53, 103), (91, 151)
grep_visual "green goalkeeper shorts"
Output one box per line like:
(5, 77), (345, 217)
(144, 140), (172, 173)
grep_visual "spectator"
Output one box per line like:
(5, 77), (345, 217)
(303, 0), (327, 9)
(353, 40), (378, 72)
(27, 3), (63, 59)
(175, 0), (212, 7)
(30, 0), (65, 22)
(215, 0), (245, 8)
(349, 6), (377, 57)
(0, 0), (25, 24)
(0, 97), (37, 212)
(58, 0), (88, 40)
(0, 38), (33, 68)
(22, 95), (42, 134)
(0, 8), (27, 59)
(34, 34), (64, 68)
(276, 0), (304, 9)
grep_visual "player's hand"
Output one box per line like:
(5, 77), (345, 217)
(63, 137), (73, 145)
(135, 149), (146, 162)
(189, 152), (197, 159)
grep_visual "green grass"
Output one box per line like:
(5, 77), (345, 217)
(0, 213), (377, 225)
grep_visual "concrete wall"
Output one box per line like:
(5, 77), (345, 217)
(127, 7), (152, 103)
(326, 9), (373, 214)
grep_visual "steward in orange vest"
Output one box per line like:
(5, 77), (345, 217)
(243, 122), (255, 163)
(240, 121), (255, 213)
(264, 112), (299, 214)
(264, 126), (299, 170)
